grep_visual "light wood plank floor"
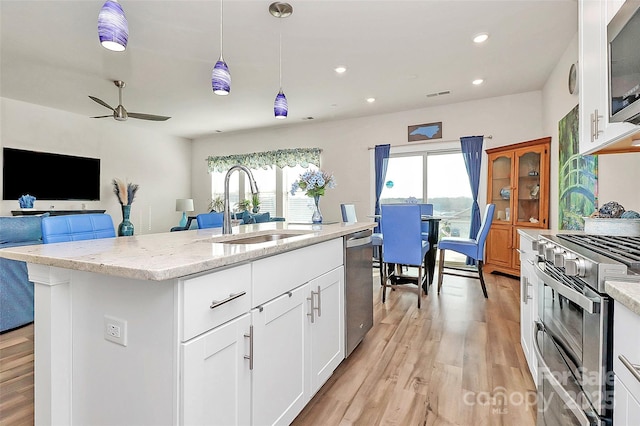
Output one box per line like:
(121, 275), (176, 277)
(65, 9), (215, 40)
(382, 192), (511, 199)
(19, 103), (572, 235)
(0, 271), (535, 426)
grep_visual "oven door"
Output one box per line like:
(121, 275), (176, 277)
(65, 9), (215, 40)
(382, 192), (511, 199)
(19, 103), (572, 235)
(533, 321), (601, 426)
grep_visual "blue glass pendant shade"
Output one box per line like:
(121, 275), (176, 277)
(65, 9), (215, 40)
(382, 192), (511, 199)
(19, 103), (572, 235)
(212, 59), (231, 95)
(98, 0), (128, 52)
(274, 90), (288, 119)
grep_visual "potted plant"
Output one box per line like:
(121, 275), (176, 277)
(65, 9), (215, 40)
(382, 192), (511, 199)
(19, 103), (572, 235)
(236, 199), (251, 212)
(209, 196), (224, 212)
(251, 193), (261, 213)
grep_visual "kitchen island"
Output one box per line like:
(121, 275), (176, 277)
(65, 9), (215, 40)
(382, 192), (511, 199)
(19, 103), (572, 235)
(0, 221), (375, 425)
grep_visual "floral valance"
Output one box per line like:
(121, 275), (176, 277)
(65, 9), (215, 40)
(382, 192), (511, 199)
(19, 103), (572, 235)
(206, 148), (322, 173)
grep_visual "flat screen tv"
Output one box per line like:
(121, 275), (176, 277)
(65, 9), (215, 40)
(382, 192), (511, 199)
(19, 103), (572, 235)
(3, 148), (101, 201)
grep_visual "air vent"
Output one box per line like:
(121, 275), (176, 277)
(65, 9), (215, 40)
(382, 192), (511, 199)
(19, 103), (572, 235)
(302, 117), (315, 121)
(426, 90), (451, 98)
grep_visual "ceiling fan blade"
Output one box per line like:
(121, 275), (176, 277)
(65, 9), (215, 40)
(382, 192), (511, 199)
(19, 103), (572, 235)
(128, 112), (171, 121)
(91, 115), (113, 118)
(88, 96), (114, 111)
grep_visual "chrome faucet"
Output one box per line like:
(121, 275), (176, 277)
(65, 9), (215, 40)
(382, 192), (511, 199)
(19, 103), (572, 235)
(223, 165), (259, 234)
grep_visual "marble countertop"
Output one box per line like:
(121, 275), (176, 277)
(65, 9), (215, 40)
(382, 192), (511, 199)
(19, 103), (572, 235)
(0, 221), (375, 281)
(606, 280), (640, 316)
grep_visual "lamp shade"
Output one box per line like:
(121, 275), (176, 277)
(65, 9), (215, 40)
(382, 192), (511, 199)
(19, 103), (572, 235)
(98, 0), (128, 52)
(212, 59), (231, 95)
(274, 90), (288, 119)
(176, 198), (194, 212)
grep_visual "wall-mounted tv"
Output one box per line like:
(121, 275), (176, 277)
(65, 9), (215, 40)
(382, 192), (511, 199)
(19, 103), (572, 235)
(3, 148), (101, 201)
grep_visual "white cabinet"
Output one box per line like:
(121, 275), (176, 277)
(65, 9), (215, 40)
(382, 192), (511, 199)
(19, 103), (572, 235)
(307, 267), (344, 396)
(181, 313), (251, 426)
(252, 284), (308, 426)
(613, 300), (640, 425)
(181, 238), (345, 426)
(518, 230), (538, 386)
(578, 0), (639, 155)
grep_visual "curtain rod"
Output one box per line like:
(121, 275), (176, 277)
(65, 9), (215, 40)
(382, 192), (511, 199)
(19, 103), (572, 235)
(367, 135), (492, 150)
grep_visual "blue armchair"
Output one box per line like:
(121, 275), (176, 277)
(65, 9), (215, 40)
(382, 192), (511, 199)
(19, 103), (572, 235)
(41, 214), (116, 243)
(196, 212), (224, 229)
(0, 214), (48, 332)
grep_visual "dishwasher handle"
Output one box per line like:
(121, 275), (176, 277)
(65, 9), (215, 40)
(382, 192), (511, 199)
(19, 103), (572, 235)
(346, 235), (372, 248)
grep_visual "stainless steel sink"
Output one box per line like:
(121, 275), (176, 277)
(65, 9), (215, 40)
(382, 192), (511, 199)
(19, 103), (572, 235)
(223, 233), (307, 245)
(197, 230), (313, 245)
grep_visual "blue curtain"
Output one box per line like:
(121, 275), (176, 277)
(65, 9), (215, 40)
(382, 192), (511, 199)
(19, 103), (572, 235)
(460, 136), (484, 265)
(374, 144), (390, 232)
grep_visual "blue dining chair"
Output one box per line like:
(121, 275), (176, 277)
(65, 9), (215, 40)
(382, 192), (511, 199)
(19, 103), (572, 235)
(340, 203), (384, 287)
(436, 203), (495, 298)
(41, 214), (116, 243)
(419, 203), (433, 241)
(381, 204), (430, 308)
(196, 212), (224, 229)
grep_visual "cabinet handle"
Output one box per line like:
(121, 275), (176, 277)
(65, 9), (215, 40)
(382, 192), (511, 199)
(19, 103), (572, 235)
(590, 111), (595, 142)
(244, 325), (253, 370)
(516, 248), (522, 254)
(307, 292), (315, 323)
(210, 291), (246, 309)
(619, 355), (640, 384)
(315, 285), (322, 317)
(521, 276), (528, 304)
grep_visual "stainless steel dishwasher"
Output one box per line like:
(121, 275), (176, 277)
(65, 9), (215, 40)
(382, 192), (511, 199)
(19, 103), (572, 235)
(344, 229), (374, 357)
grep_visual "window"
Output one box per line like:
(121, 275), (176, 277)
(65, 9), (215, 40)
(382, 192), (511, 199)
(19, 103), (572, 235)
(284, 164), (319, 222)
(211, 164), (318, 221)
(379, 149), (473, 241)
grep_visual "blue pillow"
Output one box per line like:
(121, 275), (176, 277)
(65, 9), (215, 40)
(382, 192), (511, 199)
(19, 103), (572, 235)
(253, 212), (271, 223)
(0, 213), (49, 245)
(241, 211), (271, 224)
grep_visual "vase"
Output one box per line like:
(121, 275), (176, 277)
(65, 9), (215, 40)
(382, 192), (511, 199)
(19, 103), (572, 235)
(118, 205), (134, 236)
(311, 195), (323, 224)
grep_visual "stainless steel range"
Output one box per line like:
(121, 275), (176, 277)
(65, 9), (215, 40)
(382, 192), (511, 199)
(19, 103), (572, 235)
(533, 233), (640, 426)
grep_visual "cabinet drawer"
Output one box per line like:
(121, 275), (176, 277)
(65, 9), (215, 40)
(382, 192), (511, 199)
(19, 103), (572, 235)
(252, 238), (343, 307)
(181, 264), (252, 341)
(614, 301), (640, 400)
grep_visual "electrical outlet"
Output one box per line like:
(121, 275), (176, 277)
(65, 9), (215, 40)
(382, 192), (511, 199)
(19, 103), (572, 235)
(104, 315), (127, 346)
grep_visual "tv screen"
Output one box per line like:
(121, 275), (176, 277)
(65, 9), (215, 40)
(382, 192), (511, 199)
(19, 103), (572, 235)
(3, 148), (100, 201)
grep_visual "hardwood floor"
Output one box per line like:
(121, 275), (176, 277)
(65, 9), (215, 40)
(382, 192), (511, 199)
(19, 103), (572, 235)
(0, 323), (34, 426)
(293, 271), (536, 426)
(0, 271), (535, 426)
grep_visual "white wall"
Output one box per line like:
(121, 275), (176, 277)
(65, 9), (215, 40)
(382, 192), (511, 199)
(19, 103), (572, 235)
(541, 34), (640, 227)
(192, 91), (544, 223)
(1, 98), (192, 233)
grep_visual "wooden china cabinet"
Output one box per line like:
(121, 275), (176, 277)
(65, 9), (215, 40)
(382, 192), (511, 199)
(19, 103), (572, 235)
(484, 137), (550, 276)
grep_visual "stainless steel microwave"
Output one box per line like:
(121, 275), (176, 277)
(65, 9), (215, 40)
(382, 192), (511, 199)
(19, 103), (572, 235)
(608, 0), (640, 124)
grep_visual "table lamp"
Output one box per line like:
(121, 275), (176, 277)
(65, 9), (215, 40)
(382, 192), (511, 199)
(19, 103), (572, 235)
(176, 198), (194, 227)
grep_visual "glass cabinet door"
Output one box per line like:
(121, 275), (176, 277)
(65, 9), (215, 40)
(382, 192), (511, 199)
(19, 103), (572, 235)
(489, 154), (512, 224)
(515, 147), (543, 225)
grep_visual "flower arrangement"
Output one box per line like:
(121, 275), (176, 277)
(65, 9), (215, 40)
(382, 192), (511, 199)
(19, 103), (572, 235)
(18, 194), (36, 209)
(290, 169), (336, 198)
(112, 178), (139, 205)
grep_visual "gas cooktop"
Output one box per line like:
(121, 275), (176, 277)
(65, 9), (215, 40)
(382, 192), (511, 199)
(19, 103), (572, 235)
(557, 234), (640, 274)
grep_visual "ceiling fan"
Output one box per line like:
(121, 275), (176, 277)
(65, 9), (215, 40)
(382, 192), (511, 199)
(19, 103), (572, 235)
(89, 80), (171, 122)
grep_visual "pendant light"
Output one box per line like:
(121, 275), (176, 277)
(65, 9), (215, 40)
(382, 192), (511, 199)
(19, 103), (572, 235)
(212, 0), (231, 95)
(98, 0), (128, 52)
(270, 2), (293, 119)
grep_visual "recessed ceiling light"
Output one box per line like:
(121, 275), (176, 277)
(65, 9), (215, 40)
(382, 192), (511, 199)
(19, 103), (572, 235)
(473, 33), (489, 44)
(472, 79), (484, 85)
(366, 97), (376, 103)
(334, 66), (347, 74)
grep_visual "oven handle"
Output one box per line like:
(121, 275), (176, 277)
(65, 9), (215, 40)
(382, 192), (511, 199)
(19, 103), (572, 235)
(532, 321), (592, 426)
(534, 261), (598, 314)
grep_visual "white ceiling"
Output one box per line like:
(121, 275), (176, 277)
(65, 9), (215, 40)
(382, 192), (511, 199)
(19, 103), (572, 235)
(0, 0), (577, 140)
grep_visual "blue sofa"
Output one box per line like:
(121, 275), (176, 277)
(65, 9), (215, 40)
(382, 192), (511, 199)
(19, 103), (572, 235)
(0, 214), (48, 333)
